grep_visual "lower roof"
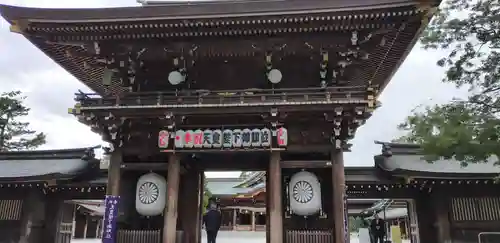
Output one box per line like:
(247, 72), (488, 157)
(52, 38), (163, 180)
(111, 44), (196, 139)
(375, 141), (500, 178)
(0, 147), (99, 182)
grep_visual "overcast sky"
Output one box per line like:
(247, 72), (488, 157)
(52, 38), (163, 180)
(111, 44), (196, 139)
(0, 0), (466, 177)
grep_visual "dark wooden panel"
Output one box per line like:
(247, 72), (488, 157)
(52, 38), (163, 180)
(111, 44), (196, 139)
(451, 197), (500, 222)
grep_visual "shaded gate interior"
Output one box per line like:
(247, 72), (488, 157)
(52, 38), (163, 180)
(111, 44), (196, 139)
(282, 168), (334, 243)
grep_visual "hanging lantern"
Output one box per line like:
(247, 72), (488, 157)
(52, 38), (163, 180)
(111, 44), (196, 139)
(289, 171), (322, 216)
(158, 130), (169, 148)
(174, 130), (185, 148)
(135, 172), (167, 216)
(212, 130), (222, 148)
(222, 129), (233, 148)
(242, 129), (252, 147)
(277, 127), (288, 147)
(251, 129), (262, 147)
(203, 129), (213, 148)
(233, 129), (243, 147)
(261, 128), (271, 147)
(194, 129), (203, 148)
(184, 130), (194, 148)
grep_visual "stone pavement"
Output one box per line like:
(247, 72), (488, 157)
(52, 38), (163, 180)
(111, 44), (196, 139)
(71, 231), (410, 243)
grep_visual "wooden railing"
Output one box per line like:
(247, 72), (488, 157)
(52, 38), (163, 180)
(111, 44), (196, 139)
(56, 222), (73, 243)
(117, 230), (183, 243)
(0, 200), (22, 220)
(75, 86), (370, 108)
(451, 197), (500, 221)
(285, 230), (334, 243)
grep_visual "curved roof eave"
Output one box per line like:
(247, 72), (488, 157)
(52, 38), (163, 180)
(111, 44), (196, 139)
(0, 0), (423, 24)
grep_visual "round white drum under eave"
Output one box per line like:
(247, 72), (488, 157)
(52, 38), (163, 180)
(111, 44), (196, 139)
(135, 172), (167, 216)
(289, 171), (322, 216)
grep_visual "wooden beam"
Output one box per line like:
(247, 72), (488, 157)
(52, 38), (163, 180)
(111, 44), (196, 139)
(280, 160), (331, 168)
(120, 162), (168, 170)
(79, 102), (367, 117)
(120, 162), (187, 174)
(120, 144), (333, 156)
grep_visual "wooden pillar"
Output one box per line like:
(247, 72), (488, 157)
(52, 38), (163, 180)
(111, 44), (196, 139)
(193, 170), (203, 243)
(251, 211), (256, 231)
(268, 151), (283, 243)
(103, 149), (122, 243)
(164, 153), (181, 243)
(106, 149), (122, 196)
(71, 204), (76, 238)
(332, 150), (346, 243)
(433, 191), (451, 243)
(198, 172), (205, 243)
(415, 192), (437, 243)
(232, 209), (237, 230)
(96, 219), (101, 238)
(83, 216), (88, 239)
(265, 169), (270, 243)
(181, 168), (202, 243)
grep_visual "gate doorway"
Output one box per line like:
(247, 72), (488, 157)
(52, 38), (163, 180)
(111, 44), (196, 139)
(348, 198), (418, 243)
(203, 171), (268, 243)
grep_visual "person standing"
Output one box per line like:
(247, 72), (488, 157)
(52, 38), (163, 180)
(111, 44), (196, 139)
(203, 202), (222, 243)
(370, 214), (386, 243)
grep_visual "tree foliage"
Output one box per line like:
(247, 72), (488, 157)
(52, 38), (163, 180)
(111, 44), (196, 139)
(202, 178), (212, 213)
(348, 216), (366, 233)
(0, 91), (46, 151)
(398, 0), (500, 164)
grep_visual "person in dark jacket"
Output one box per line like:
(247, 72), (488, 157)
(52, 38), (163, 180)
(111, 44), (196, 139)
(370, 214), (386, 243)
(203, 202), (222, 243)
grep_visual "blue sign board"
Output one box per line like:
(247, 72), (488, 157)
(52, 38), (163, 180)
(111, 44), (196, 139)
(102, 195), (120, 243)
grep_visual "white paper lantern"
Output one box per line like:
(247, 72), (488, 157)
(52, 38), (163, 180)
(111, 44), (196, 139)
(158, 130), (169, 148)
(222, 129), (233, 148)
(277, 127), (288, 147)
(212, 130), (222, 148)
(136, 173), (167, 216)
(233, 129), (242, 147)
(203, 129), (213, 148)
(174, 130), (185, 148)
(242, 129), (252, 147)
(194, 129), (203, 148)
(251, 129), (262, 147)
(261, 128), (271, 147)
(184, 130), (194, 148)
(289, 171), (322, 216)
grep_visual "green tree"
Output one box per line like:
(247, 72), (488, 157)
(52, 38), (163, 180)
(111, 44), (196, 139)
(398, 0), (500, 164)
(348, 216), (365, 233)
(202, 179), (212, 213)
(0, 91), (46, 151)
